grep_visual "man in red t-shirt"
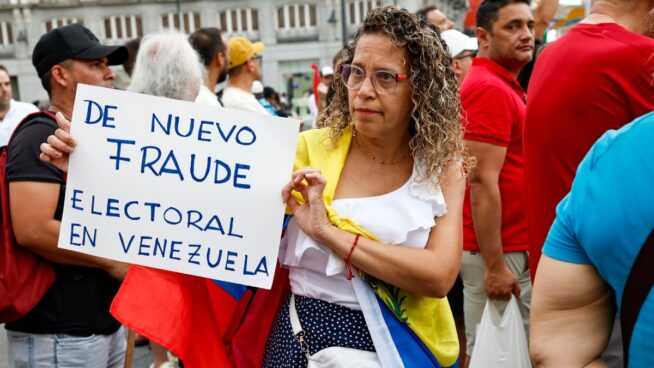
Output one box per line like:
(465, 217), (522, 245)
(524, 0), (654, 282)
(459, 0), (534, 365)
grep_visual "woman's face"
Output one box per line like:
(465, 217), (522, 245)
(348, 33), (412, 139)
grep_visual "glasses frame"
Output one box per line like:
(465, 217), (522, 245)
(454, 50), (477, 60)
(339, 63), (409, 95)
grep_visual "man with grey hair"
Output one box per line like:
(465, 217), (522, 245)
(126, 31), (205, 368)
(127, 31), (203, 102)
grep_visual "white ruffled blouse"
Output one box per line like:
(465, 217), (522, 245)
(279, 164), (447, 310)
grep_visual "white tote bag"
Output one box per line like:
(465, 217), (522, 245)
(469, 295), (532, 368)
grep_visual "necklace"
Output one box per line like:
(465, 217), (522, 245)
(352, 129), (409, 165)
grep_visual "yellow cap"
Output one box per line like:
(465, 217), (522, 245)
(228, 37), (265, 69)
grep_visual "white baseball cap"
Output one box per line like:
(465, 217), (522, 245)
(251, 80), (264, 94)
(441, 30), (478, 59)
(321, 66), (334, 76)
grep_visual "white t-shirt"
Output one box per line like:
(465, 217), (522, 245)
(195, 84), (222, 107)
(221, 86), (270, 115)
(0, 99), (39, 146)
(279, 164), (447, 310)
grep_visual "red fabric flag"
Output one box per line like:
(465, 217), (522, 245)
(228, 266), (290, 367)
(111, 264), (290, 367)
(111, 266), (236, 367)
(311, 63), (321, 105)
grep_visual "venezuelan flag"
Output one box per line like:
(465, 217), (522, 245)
(111, 216), (294, 367)
(111, 266), (248, 367)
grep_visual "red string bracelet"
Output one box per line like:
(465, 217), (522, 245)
(345, 234), (360, 281)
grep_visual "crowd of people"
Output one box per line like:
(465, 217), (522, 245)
(2, 0), (654, 367)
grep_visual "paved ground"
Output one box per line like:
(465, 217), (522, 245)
(0, 325), (155, 368)
(0, 326), (6, 368)
(132, 343), (155, 368)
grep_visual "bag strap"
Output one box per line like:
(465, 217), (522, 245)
(289, 294), (312, 357)
(621, 227), (654, 367)
(9, 110), (66, 182)
(7, 110), (57, 147)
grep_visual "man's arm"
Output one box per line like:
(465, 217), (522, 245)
(530, 255), (614, 367)
(533, 0), (558, 41)
(466, 139), (519, 300)
(10, 181), (129, 280)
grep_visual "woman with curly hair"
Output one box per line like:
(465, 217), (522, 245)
(39, 6), (467, 367)
(263, 6), (468, 368)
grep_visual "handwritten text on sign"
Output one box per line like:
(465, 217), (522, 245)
(58, 84), (299, 289)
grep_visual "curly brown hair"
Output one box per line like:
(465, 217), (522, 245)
(316, 6), (470, 183)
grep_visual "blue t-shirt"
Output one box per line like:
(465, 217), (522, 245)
(544, 111), (654, 367)
(258, 98), (278, 116)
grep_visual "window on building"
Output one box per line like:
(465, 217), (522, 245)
(277, 7), (285, 28)
(348, 0), (381, 26)
(276, 4), (318, 30)
(252, 10), (259, 31)
(217, 8), (259, 35)
(0, 21), (13, 46)
(104, 15), (143, 41)
(45, 18), (83, 33)
(161, 12), (201, 34)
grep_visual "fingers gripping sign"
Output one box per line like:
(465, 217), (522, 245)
(282, 167), (332, 239)
(41, 99), (122, 170)
(39, 112), (76, 172)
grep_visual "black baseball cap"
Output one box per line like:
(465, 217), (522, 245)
(32, 23), (129, 78)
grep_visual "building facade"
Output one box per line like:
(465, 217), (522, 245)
(0, 0), (468, 106)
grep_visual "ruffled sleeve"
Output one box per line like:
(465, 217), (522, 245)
(370, 165), (447, 246)
(408, 165), (448, 218)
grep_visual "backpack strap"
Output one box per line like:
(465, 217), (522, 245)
(5, 110), (64, 179)
(621, 227), (654, 367)
(6, 110), (58, 148)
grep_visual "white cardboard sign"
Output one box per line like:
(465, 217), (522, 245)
(58, 84), (299, 289)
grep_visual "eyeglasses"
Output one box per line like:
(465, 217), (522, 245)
(340, 64), (408, 95)
(454, 51), (477, 60)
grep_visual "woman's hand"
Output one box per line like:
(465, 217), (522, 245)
(39, 112), (76, 172)
(282, 167), (333, 241)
